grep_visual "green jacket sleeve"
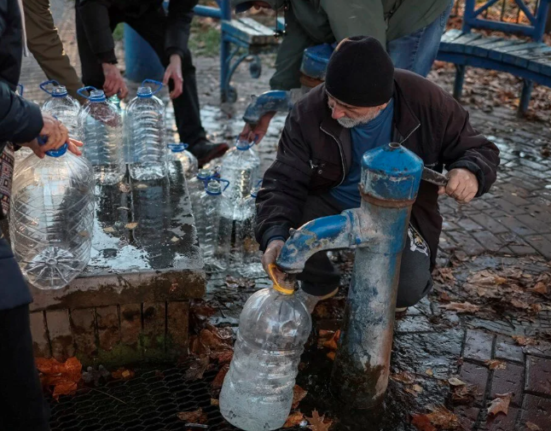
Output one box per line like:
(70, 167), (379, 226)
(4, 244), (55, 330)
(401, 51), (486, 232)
(320, 0), (387, 46)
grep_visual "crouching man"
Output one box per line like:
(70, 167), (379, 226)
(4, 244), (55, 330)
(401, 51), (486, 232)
(257, 36), (500, 311)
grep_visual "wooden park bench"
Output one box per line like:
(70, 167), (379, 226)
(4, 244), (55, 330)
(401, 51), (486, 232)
(436, 0), (551, 116)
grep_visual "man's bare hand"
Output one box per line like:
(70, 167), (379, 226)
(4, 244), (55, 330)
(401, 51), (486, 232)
(102, 63), (128, 98)
(261, 239), (285, 274)
(23, 137), (83, 159)
(438, 168), (479, 203)
(163, 54), (183, 99)
(239, 111), (276, 145)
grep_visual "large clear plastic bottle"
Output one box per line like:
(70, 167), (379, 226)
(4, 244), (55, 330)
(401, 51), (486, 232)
(10, 138), (95, 289)
(220, 274), (312, 431)
(167, 143), (198, 180)
(195, 180), (231, 272)
(220, 138), (260, 220)
(234, 181), (263, 277)
(126, 80), (166, 181)
(40, 80), (81, 140)
(77, 86), (124, 185)
(188, 168), (213, 214)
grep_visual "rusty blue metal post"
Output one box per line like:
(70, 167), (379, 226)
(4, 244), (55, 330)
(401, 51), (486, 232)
(277, 142), (423, 410)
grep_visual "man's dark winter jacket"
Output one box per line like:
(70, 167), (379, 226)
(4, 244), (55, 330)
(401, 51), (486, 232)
(76, 0), (199, 65)
(255, 70), (500, 269)
(0, 0), (44, 219)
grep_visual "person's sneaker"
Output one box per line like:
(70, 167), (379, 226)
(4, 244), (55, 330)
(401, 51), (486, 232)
(297, 287), (339, 314)
(189, 140), (229, 167)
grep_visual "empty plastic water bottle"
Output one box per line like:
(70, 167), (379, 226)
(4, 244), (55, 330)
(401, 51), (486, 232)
(10, 137), (95, 289)
(126, 80), (166, 181)
(188, 168), (214, 213)
(220, 268), (311, 430)
(40, 80), (81, 139)
(234, 181), (263, 277)
(167, 143), (198, 180)
(220, 138), (260, 220)
(77, 86), (124, 185)
(195, 179), (231, 271)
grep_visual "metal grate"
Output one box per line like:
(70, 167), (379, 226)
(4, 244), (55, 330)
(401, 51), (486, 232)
(48, 364), (302, 431)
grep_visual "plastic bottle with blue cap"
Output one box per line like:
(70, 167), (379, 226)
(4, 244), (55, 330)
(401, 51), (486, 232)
(40, 80), (81, 140)
(77, 86), (124, 185)
(167, 142), (198, 180)
(9, 135), (95, 290)
(126, 79), (166, 181)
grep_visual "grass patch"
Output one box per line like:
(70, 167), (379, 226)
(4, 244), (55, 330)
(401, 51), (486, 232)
(189, 19), (220, 57)
(113, 23), (124, 41)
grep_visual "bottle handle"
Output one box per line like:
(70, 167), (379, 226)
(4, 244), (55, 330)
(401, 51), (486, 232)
(77, 86), (98, 100)
(218, 178), (230, 191)
(39, 80), (60, 95)
(17, 84), (24, 97)
(141, 79), (163, 95)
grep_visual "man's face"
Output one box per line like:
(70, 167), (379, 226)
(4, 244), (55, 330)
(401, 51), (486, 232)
(327, 95), (387, 128)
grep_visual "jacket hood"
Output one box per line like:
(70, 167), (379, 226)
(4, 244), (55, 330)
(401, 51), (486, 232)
(232, 0), (286, 13)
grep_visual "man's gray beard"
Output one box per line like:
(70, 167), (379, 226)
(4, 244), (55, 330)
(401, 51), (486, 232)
(337, 110), (382, 129)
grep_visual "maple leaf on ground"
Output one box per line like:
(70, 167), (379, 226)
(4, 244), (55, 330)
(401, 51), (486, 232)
(306, 410), (333, 431)
(111, 367), (135, 380)
(487, 393), (512, 417)
(411, 414), (436, 431)
(390, 371), (416, 385)
(440, 302), (480, 314)
(36, 357), (83, 400)
(176, 408), (208, 424)
(284, 412), (305, 428)
(485, 360), (507, 370)
(512, 336), (538, 346)
(292, 385), (308, 409)
(426, 406), (459, 428)
(211, 364), (230, 389)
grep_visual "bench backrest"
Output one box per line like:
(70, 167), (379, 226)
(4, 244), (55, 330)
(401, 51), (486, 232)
(462, 0), (551, 42)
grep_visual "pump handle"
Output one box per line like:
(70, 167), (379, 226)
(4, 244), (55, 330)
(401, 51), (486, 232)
(421, 168), (448, 187)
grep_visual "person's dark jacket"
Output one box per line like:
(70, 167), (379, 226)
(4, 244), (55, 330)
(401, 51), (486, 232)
(76, 0), (198, 65)
(0, 0), (44, 219)
(256, 69), (500, 269)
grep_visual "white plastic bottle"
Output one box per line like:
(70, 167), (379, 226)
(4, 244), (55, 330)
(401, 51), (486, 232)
(167, 142), (198, 180)
(77, 86), (124, 185)
(234, 181), (263, 277)
(126, 80), (166, 181)
(220, 274), (312, 430)
(10, 138), (95, 289)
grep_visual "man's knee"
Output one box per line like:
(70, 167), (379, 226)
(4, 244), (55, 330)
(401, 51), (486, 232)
(396, 274), (433, 308)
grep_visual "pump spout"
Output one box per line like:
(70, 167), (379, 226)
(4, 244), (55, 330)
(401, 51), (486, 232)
(242, 90), (292, 126)
(276, 210), (363, 274)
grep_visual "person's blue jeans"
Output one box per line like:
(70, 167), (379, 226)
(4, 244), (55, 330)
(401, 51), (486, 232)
(387, 0), (454, 77)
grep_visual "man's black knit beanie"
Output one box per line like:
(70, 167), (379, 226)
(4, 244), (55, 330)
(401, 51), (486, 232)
(325, 36), (394, 107)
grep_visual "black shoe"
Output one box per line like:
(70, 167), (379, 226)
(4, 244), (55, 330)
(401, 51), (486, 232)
(189, 140), (229, 167)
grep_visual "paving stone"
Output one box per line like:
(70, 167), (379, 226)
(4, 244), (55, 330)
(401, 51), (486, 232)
(516, 215), (551, 235)
(495, 336), (524, 363)
(470, 213), (511, 235)
(395, 315), (433, 334)
(455, 406), (479, 431)
(525, 356), (551, 396)
(442, 220), (460, 231)
(464, 329), (494, 362)
(483, 407), (519, 431)
(499, 216), (536, 236)
(493, 198), (529, 216)
(457, 217), (484, 232)
(524, 235), (551, 260)
(520, 395), (551, 430)
(447, 231), (486, 256)
(460, 362), (490, 405)
(524, 341), (551, 358)
(471, 230), (507, 253)
(491, 363), (524, 407)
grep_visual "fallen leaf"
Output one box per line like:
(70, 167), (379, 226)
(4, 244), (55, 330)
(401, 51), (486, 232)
(425, 369), (434, 377)
(185, 355), (210, 380)
(210, 349), (233, 364)
(526, 422), (541, 430)
(318, 330), (336, 348)
(528, 282), (547, 295)
(485, 360), (507, 370)
(448, 377), (466, 386)
(125, 222), (138, 230)
(176, 408), (208, 424)
(468, 270), (506, 286)
(199, 328), (232, 351)
(284, 412), (305, 428)
(426, 406), (459, 428)
(211, 364), (230, 389)
(103, 226), (116, 233)
(405, 384), (424, 395)
(36, 357), (83, 400)
(170, 236), (180, 243)
(391, 371), (416, 385)
(111, 367), (135, 380)
(326, 351), (336, 361)
(210, 398), (219, 406)
(487, 393), (512, 417)
(323, 330), (340, 351)
(306, 410), (332, 431)
(135, 183), (148, 189)
(52, 381), (78, 400)
(530, 304), (542, 314)
(411, 414), (436, 431)
(119, 183), (131, 193)
(512, 336), (538, 346)
(510, 299), (530, 310)
(292, 385), (308, 409)
(452, 384), (477, 405)
(441, 302), (480, 314)
(434, 267), (455, 283)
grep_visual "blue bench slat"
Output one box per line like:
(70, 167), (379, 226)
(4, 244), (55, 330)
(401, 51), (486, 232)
(487, 39), (531, 61)
(463, 36), (503, 55)
(445, 33), (484, 53)
(499, 42), (550, 68)
(528, 55), (551, 76)
(440, 29), (463, 43)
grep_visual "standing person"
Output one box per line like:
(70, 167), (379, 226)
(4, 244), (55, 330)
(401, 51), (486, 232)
(0, 0), (82, 429)
(22, 0), (84, 101)
(234, 0), (454, 144)
(75, 0), (229, 166)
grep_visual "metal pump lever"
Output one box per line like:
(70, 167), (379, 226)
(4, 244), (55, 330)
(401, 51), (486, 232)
(421, 167), (448, 187)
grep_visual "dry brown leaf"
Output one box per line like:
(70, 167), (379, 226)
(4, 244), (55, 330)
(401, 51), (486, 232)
(434, 267), (455, 283)
(111, 367), (135, 380)
(411, 414), (436, 431)
(135, 183), (148, 189)
(452, 384), (477, 405)
(103, 226), (116, 233)
(526, 422), (541, 430)
(528, 282), (547, 295)
(485, 360), (507, 370)
(323, 330), (340, 351)
(530, 304), (542, 314)
(510, 299), (531, 310)
(487, 393), (512, 417)
(185, 355), (210, 380)
(211, 364), (230, 389)
(405, 384), (424, 395)
(448, 377), (466, 386)
(468, 270), (505, 286)
(125, 222), (138, 230)
(426, 406), (459, 428)
(425, 368), (434, 376)
(441, 302), (480, 314)
(512, 336), (538, 346)
(210, 398), (219, 406)
(391, 371), (416, 385)
(326, 351), (336, 361)
(210, 349), (233, 364)
(36, 357), (83, 400)
(318, 330), (336, 348)
(176, 408), (208, 423)
(306, 410), (332, 431)
(118, 183), (131, 193)
(284, 412), (305, 428)
(292, 385), (308, 409)
(199, 328), (232, 351)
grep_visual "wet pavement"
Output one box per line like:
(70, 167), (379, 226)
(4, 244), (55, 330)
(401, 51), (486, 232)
(18, 1), (551, 429)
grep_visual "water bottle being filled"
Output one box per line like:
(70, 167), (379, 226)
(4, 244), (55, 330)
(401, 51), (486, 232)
(234, 181), (263, 277)
(220, 267), (312, 430)
(40, 80), (81, 140)
(167, 143), (198, 180)
(220, 138), (260, 220)
(10, 137), (95, 290)
(126, 80), (166, 181)
(195, 179), (231, 272)
(77, 86), (124, 185)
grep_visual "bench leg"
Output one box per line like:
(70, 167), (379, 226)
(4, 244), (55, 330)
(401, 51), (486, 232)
(220, 37), (231, 102)
(518, 79), (533, 118)
(453, 65), (466, 101)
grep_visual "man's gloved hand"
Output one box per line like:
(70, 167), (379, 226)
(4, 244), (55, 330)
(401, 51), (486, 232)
(239, 111), (276, 145)
(438, 168), (479, 203)
(261, 239), (285, 274)
(163, 54), (183, 99)
(102, 63), (128, 99)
